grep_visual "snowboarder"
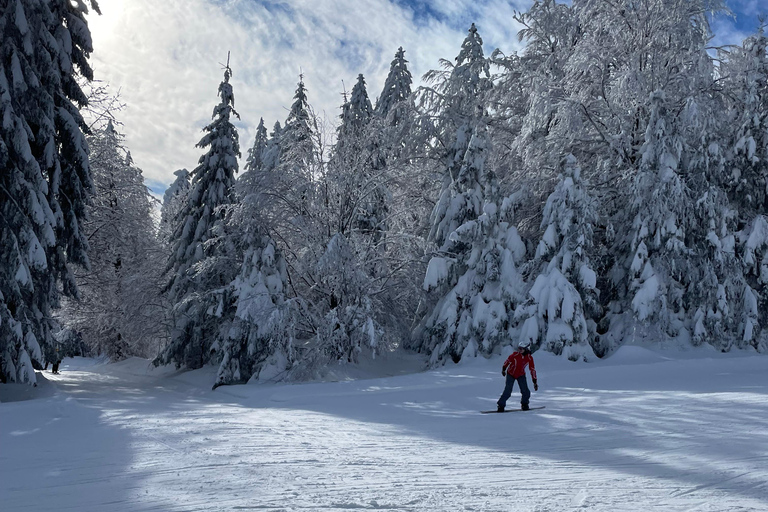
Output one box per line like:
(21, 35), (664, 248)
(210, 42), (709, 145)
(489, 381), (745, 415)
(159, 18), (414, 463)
(497, 340), (538, 412)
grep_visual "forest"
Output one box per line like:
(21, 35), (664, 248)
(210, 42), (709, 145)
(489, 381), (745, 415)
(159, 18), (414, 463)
(2, 0), (767, 389)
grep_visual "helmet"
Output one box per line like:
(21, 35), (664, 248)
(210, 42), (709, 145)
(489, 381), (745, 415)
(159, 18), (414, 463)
(518, 340), (531, 350)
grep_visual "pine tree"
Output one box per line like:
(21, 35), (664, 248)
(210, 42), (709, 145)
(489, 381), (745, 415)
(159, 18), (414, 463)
(159, 168), (190, 243)
(214, 225), (294, 387)
(263, 121), (282, 173)
(308, 233), (383, 369)
(158, 61), (241, 369)
(728, 24), (768, 223)
(238, 117), (269, 204)
(375, 47), (413, 123)
(0, 0), (100, 384)
(279, 76), (316, 218)
(416, 116), (526, 364)
(410, 25), (494, 358)
(241, 120), (282, 228)
(677, 92), (744, 351)
(626, 91), (690, 333)
(246, 118), (268, 173)
(725, 26), (768, 351)
(343, 74), (373, 136)
(515, 156), (599, 361)
(329, 73), (387, 238)
(425, 24), (492, 250)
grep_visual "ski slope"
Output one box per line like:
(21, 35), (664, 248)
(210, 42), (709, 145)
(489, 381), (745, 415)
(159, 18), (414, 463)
(1, 346), (767, 511)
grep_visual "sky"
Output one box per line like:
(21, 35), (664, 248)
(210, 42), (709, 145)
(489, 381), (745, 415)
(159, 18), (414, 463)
(84, 0), (764, 199)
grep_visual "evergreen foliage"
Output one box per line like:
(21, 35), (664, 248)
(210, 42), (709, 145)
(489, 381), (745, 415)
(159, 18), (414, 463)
(159, 168), (190, 244)
(14, 0), (768, 390)
(158, 62), (241, 370)
(376, 47), (413, 123)
(515, 155), (599, 361)
(0, 0), (100, 383)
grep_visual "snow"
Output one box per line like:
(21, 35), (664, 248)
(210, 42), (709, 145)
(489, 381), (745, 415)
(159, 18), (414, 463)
(744, 215), (768, 268)
(2, 350), (767, 511)
(423, 256), (449, 291)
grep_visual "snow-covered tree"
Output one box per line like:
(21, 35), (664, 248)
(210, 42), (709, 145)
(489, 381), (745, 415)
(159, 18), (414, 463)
(625, 91), (691, 334)
(158, 62), (241, 370)
(328, 73), (388, 239)
(515, 155), (599, 360)
(159, 168), (190, 243)
(741, 216), (768, 350)
(59, 122), (165, 360)
(245, 118), (268, 177)
(721, 26), (768, 351)
(0, 0), (100, 384)
(342, 74), (374, 136)
(727, 25), (768, 224)
(279, 77), (317, 219)
(302, 233), (383, 371)
(263, 121), (282, 173)
(424, 24), (492, 250)
(213, 224), (295, 388)
(237, 117), (270, 209)
(420, 195), (527, 365)
(376, 47), (413, 123)
(415, 116), (527, 364)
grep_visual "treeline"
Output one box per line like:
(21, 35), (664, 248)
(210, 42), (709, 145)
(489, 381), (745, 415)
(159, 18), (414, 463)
(2, 0), (767, 387)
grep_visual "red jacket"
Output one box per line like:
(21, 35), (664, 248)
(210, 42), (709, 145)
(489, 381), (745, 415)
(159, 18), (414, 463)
(502, 351), (536, 380)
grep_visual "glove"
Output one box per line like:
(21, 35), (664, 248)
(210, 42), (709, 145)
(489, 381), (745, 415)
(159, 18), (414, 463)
(501, 369), (506, 377)
(533, 378), (538, 391)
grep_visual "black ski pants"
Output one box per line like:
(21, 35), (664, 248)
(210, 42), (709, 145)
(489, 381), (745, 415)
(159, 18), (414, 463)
(497, 373), (530, 409)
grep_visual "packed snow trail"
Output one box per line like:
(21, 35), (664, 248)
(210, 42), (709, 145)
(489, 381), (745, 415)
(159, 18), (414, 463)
(2, 348), (767, 511)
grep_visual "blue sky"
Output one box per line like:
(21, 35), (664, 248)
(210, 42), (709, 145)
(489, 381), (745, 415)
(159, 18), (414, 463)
(85, 0), (766, 199)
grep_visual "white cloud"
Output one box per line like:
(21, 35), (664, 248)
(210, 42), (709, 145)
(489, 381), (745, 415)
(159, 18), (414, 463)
(85, 0), (527, 194)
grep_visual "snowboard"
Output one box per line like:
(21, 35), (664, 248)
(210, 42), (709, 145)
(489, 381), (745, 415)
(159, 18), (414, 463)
(481, 406), (545, 414)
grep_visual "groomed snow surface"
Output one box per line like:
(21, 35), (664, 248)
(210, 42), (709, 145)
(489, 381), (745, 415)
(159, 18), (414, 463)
(2, 346), (767, 511)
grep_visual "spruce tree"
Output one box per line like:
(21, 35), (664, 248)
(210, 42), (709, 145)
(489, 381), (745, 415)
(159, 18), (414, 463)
(515, 156), (599, 360)
(420, 119), (527, 365)
(243, 118), (268, 180)
(263, 121), (282, 173)
(330, 73), (387, 238)
(214, 226), (294, 387)
(726, 27), (768, 350)
(238, 117), (269, 204)
(280, 77), (316, 217)
(0, 0), (100, 384)
(425, 24), (492, 250)
(158, 61), (241, 369)
(626, 91), (690, 333)
(376, 47), (413, 123)
(159, 169), (190, 244)
(728, 25), (768, 223)
(344, 74), (373, 136)
(411, 24), (493, 358)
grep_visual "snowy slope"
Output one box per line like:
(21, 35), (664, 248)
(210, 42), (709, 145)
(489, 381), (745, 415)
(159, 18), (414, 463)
(1, 347), (767, 511)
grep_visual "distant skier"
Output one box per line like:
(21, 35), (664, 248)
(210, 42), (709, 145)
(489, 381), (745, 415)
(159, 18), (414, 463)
(497, 340), (538, 412)
(51, 347), (61, 374)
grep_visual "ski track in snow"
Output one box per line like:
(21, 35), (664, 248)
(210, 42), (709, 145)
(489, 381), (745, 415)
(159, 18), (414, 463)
(1, 350), (768, 511)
